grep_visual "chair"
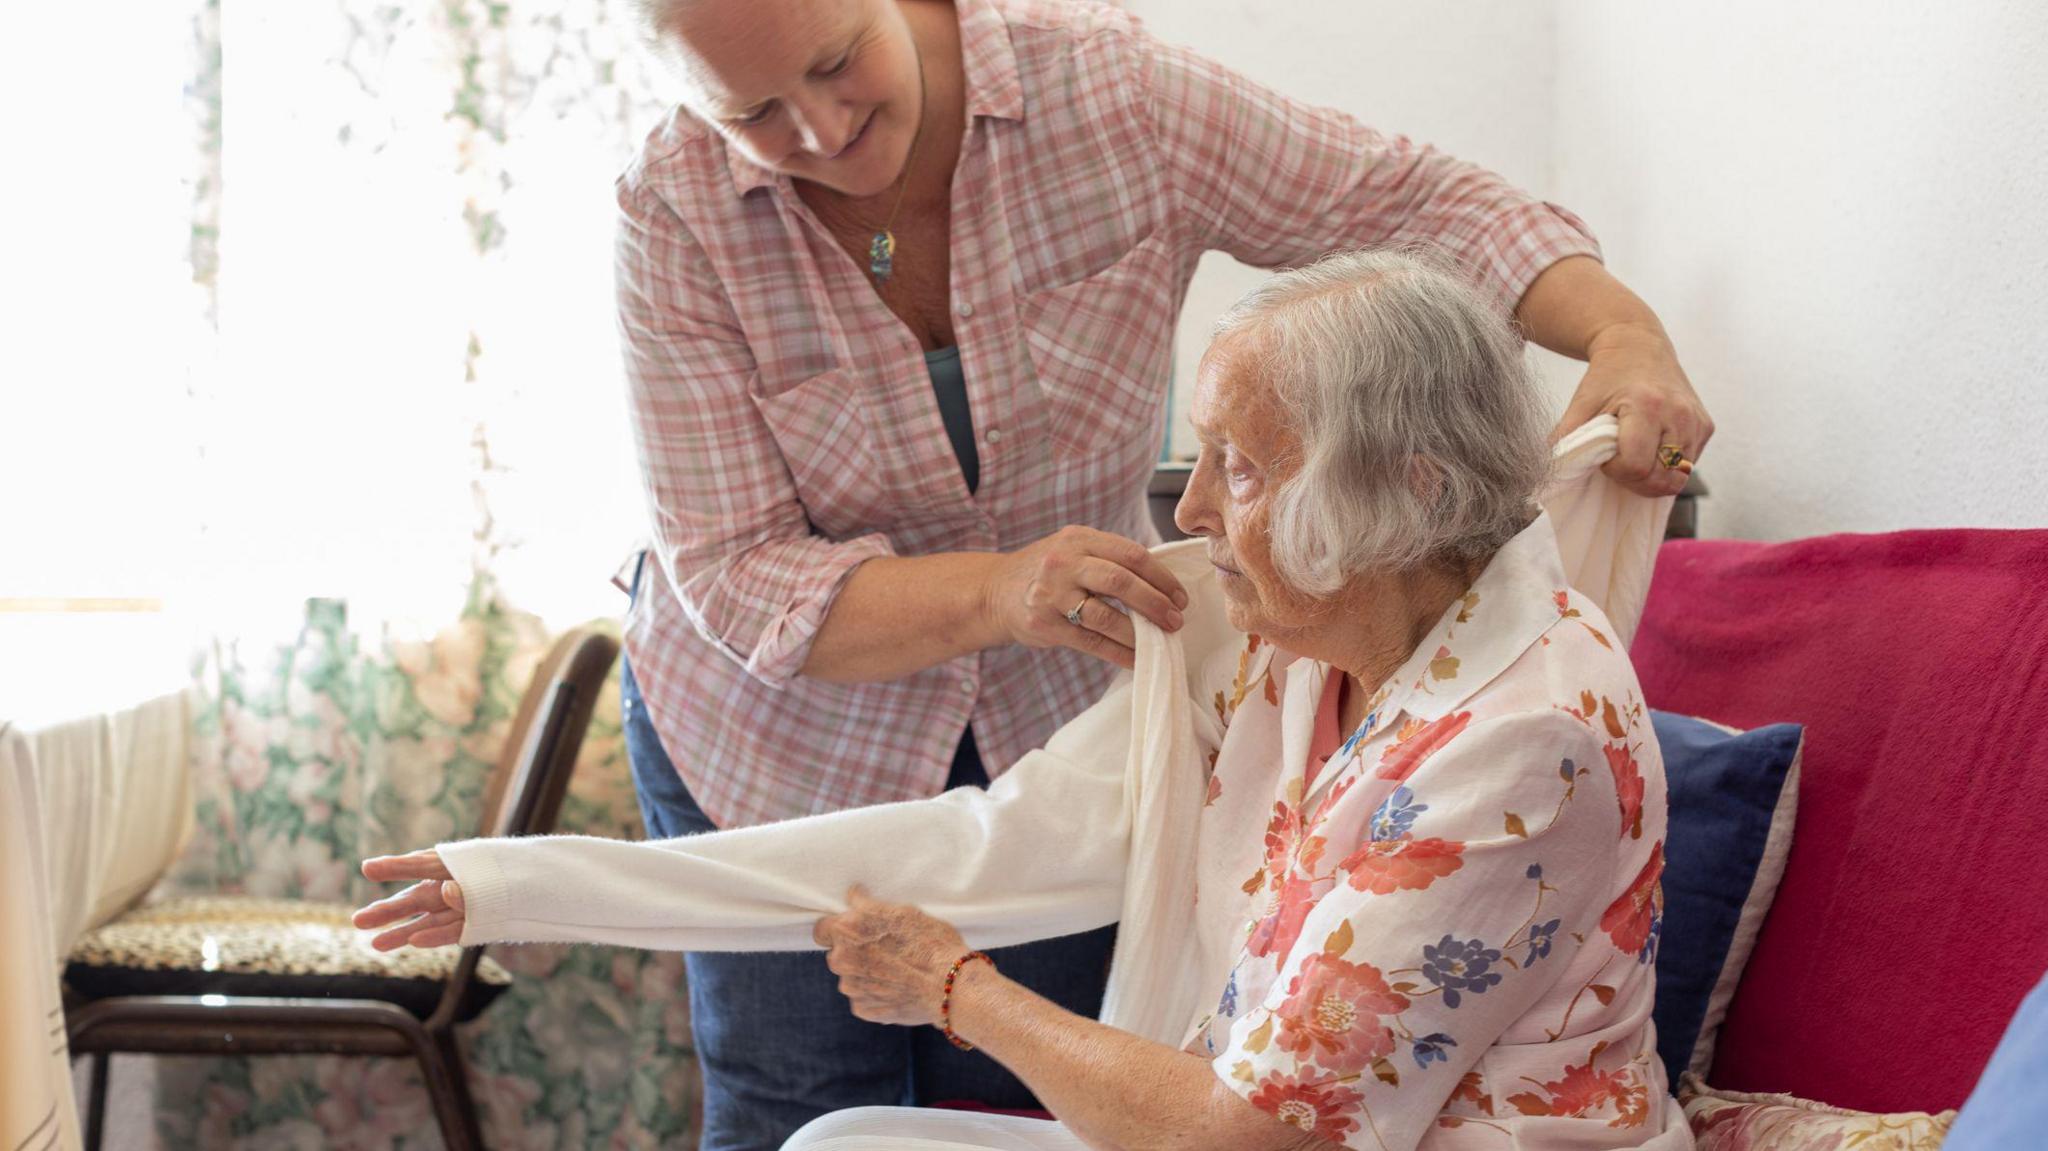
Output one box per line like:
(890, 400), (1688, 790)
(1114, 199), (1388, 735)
(62, 626), (620, 1151)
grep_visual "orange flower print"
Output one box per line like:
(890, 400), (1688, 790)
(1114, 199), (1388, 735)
(1448, 1069), (1496, 1116)
(1376, 711), (1473, 782)
(1605, 742), (1645, 840)
(1246, 1073), (1364, 1142)
(1505, 1051), (1650, 1128)
(1274, 953), (1411, 1069)
(1248, 873), (1319, 959)
(1340, 836), (1465, 895)
(1263, 800), (1325, 875)
(1601, 842), (1665, 960)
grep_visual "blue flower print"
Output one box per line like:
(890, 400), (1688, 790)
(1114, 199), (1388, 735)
(1412, 1032), (1458, 1068)
(1421, 934), (1504, 1008)
(1525, 918), (1561, 965)
(1559, 757), (1576, 782)
(1217, 969), (1239, 1018)
(1526, 863), (1543, 881)
(1638, 911), (1663, 965)
(1336, 713), (1379, 761)
(1370, 787), (1428, 842)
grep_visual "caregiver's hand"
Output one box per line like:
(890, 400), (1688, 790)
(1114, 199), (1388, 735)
(353, 849), (466, 951)
(813, 887), (970, 1027)
(1553, 320), (1713, 497)
(984, 525), (1188, 671)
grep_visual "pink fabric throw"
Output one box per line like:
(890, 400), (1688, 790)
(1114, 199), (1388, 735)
(1630, 529), (2048, 1113)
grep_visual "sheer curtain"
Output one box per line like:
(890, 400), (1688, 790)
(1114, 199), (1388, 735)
(4, 0), (672, 718)
(7, 1), (709, 1145)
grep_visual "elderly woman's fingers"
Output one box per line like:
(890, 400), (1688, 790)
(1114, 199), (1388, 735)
(361, 849), (451, 884)
(374, 908), (467, 951)
(352, 879), (447, 930)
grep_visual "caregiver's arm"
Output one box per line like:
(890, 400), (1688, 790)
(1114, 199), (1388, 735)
(1134, 22), (1707, 495)
(1517, 254), (1710, 493)
(356, 676), (1139, 954)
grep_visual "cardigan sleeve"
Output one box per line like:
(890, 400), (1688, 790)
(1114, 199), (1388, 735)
(438, 673), (1138, 953)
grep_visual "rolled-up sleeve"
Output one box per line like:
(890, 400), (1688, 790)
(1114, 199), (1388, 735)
(1136, 29), (1601, 316)
(616, 177), (895, 685)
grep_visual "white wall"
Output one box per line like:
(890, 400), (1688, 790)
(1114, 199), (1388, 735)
(1119, 0), (1570, 459)
(1552, 1), (2048, 538)
(1128, 0), (2048, 538)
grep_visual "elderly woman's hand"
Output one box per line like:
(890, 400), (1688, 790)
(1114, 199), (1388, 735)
(353, 849), (467, 951)
(813, 887), (969, 1026)
(1554, 321), (1713, 497)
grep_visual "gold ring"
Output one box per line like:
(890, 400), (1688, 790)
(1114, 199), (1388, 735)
(1064, 596), (1090, 627)
(1657, 444), (1694, 472)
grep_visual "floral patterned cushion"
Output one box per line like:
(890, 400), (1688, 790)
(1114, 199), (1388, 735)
(1680, 1074), (1954, 1150)
(65, 895), (511, 1021)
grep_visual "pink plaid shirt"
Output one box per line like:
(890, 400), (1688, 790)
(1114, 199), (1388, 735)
(616, 0), (1599, 829)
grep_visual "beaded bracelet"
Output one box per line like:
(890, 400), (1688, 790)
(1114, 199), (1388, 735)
(939, 951), (995, 1051)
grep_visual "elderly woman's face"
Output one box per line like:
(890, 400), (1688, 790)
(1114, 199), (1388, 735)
(665, 0), (922, 197)
(1176, 338), (1323, 642)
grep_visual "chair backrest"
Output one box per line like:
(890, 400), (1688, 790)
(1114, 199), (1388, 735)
(477, 626), (620, 840)
(426, 625), (618, 1030)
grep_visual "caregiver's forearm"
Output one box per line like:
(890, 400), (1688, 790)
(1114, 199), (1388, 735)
(948, 969), (1317, 1151)
(1514, 254), (1672, 362)
(802, 552), (1007, 682)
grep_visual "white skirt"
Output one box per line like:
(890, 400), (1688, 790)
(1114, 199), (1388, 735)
(781, 1107), (1092, 1151)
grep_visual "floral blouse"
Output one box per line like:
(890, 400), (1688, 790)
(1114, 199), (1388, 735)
(1188, 514), (1692, 1150)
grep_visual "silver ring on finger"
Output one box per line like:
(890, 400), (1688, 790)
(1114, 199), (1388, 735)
(1064, 595), (1091, 626)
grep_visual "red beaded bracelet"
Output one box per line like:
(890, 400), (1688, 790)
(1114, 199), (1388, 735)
(939, 951), (995, 1051)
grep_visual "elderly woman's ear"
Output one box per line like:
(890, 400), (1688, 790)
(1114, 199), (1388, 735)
(1404, 454), (1448, 512)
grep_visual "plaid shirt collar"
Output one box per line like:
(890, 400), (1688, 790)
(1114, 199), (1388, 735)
(723, 0), (1025, 198)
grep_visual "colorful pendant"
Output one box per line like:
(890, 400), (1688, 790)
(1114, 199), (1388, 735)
(868, 230), (896, 282)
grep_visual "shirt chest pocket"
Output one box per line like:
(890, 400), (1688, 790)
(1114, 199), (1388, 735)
(750, 368), (892, 540)
(1019, 237), (1180, 459)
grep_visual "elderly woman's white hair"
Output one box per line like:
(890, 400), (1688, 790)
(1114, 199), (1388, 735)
(1213, 249), (1553, 594)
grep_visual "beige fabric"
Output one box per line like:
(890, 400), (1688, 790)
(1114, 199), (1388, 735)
(5, 690), (196, 1151)
(26, 689), (197, 955)
(2, 725), (84, 1151)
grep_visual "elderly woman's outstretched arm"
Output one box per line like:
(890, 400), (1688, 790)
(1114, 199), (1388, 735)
(357, 672), (1143, 953)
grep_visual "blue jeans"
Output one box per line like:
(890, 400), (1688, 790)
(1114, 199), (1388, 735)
(620, 654), (1117, 1151)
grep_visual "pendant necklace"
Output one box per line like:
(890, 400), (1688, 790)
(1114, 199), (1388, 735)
(867, 53), (929, 284)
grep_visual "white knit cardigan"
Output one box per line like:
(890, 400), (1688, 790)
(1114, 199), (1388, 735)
(439, 415), (1668, 1048)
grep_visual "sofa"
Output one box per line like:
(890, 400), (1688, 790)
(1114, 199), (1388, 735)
(1629, 527), (2048, 1116)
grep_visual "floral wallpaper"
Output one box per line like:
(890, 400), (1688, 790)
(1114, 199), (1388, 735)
(148, 586), (697, 1149)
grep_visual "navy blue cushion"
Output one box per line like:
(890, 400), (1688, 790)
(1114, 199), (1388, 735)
(1945, 969), (2048, 1150)
(1650, 711), (1802, 1089)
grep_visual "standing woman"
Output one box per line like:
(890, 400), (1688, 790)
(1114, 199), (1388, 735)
(613, 0), (1709, 1147)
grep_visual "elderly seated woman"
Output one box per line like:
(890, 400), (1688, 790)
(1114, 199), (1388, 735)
(355, 251), (1691, 1151)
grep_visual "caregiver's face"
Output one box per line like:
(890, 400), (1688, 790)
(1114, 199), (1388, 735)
(1176, 336), (1323, 643)
(666, 0), (922, 198)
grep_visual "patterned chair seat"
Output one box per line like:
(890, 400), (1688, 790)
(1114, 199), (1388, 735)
(65, 895), (511, 1021)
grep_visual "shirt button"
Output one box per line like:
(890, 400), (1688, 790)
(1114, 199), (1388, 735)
(955, 300), (974, 318)
(957, 678), (976, 695)
(985, 427), (1003, 445)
